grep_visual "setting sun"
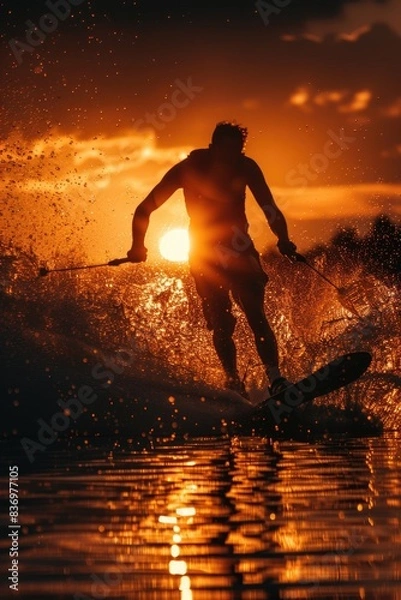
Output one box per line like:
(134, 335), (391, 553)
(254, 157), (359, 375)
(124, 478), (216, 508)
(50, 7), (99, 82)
(159, 228), (190, 262)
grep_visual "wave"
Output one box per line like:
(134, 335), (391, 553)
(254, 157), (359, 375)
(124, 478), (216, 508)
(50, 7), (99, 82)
(1, 241), (399, 448)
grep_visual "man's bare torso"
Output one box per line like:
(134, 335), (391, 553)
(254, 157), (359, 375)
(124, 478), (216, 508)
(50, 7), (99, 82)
(178, 149), (251, 249)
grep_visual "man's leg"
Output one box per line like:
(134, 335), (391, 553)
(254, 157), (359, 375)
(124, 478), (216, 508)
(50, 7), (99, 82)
(191, 267), (241, 385)
(203, 289), (239, 381)
(234, 283), (282, 385)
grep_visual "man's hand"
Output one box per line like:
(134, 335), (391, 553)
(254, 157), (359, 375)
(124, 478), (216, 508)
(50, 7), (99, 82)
(127, 245), (148, 263)
(277, 239), (297, 258)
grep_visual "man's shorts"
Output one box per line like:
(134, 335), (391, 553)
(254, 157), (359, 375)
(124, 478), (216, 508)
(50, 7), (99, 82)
(189, 245), (268, 332)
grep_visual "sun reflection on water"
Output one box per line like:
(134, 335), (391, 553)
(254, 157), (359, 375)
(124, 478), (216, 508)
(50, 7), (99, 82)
(4, 436), (401, 599)
(159, 493), (197, 598)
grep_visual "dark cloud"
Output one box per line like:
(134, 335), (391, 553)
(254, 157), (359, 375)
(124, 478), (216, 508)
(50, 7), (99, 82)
(1, 0), (400, 184)
(0, 0), (399, 259)
(265, 0), (391, 26)
(0, 0), (393, 35)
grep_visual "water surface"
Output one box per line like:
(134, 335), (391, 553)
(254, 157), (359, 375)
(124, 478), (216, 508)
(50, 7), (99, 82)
(2, 433), (400, 599)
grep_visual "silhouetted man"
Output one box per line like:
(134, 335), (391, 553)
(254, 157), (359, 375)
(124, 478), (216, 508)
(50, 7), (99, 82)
(127, 122), (297, 396)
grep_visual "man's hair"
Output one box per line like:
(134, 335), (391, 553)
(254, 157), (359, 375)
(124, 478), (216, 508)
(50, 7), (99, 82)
(211, 121), (248, 150)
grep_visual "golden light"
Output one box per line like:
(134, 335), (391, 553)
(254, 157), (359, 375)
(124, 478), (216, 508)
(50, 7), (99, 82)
(159, 228), (190, 262)
(289, 86), (310, 107)
(339, 89), (372, 113)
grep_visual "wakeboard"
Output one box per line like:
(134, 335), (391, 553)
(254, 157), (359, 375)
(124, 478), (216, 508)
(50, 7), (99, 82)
(238, 351), (372, 429)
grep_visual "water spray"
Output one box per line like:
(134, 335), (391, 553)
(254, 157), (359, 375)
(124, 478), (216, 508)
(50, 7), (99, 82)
(290, 253), (364, 318)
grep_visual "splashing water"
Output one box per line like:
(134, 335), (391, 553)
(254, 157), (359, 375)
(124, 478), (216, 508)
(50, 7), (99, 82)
(1, 241), (400, 443)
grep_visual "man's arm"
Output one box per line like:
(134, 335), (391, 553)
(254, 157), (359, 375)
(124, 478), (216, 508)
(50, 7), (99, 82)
(127, 162), (183, 261)
(245, 157), (296, 256)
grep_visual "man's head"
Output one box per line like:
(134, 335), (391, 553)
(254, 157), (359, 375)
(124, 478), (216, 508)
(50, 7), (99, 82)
(210, 121), (248, 163)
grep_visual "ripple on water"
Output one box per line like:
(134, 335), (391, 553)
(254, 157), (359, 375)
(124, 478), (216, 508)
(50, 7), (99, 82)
(1, 433), (400, 599)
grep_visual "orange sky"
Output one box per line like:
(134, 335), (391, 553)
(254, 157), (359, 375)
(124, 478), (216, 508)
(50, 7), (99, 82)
(1, 2), (400, 265)
(1, 128), (400, 265)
